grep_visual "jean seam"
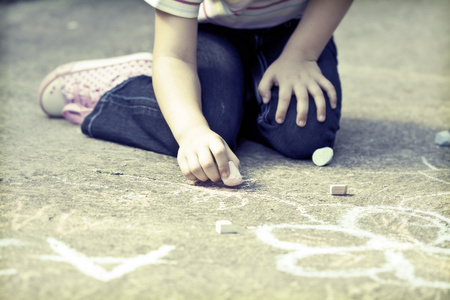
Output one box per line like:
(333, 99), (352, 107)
(109, 101), (161, 122)
(255, 45), (275, 126)
(86, 93), (108, 137)
(109, 98), (160, 112)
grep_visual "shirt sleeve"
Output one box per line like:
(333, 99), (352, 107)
(144, 0), (202, 19)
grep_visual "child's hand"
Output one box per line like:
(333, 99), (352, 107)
(258, 56), (337, 127)
(177, 128), (240, 183)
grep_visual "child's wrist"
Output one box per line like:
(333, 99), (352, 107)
(176, 123), (211, 146)
(280, 46), (319, 62)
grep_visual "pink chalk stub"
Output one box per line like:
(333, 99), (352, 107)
(222, 161), (243, 187)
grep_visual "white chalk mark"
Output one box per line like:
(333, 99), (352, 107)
(50, 172), (450, 288)
(362, 171), (419, 175)
(399, 192), (450, 207)
(421, 156), (439, 170)
(52, 176), (113, 190)
(53, 175), (252, 211)
(252, 205), (450, 289)
(0, 238), (31, 276)
(39, 255), (173, 264)
(105, 173), (320, 213)
(11, 201), (54, 231)
(417, 171), (450, 185)
(0, 269), (17, 276)
(341, 205), (450, 229)
(40, 238), (176, 282)
(360, 170), (450, 187)
(0, 238), (30, 247)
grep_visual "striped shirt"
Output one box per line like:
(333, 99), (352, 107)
(145, 0), (309, 29)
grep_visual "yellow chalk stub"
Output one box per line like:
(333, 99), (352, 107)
(330, 184), (347, 195)
(312, 147), (334, 166)
(216, 220), (237, 234)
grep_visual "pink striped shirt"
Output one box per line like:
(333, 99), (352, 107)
(145, 0), (308, 29)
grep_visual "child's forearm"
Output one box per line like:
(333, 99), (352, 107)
(281, 0), (353, 61)
(153, 57), (209, 145)
(152, 10), (209, 145)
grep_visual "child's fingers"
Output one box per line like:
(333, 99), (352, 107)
(318, 78), (337, 109)
(177, 154), (197, 181)
(209, 139), (229, 180)
(275, 85), (292, 124)
(294, 86), (309, 127)
(308, 83), (326, 122)
(197, 148), (221, 182)
(258, 73), (274, 104)
(186, 154), (209, 182)
(226, 146), (240, 169)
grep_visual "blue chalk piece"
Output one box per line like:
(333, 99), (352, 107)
(435, 130), (450, 146)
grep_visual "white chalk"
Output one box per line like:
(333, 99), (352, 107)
(66, 21), (79, 31)
(330, 184), (347, 195)
(435, 130), (450, 146)
(216, 220), (237, 234)
(312, 147), (334, 167)
(222, 161), (243, 187)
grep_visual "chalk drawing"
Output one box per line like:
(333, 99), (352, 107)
(51, 174), (251, 211)
(398, 192), (450, 207)
(56, 210), (76, 234)
(52, 166), (450, 214)
(121, 174), (252, 211)
(0, 238), (31, 276)
(56, 210), (114, 235)
(53, 172), (323, 216)
(251, 205), (450, 289)
(417, 171), (450, 185)
(48, 165), (449, 286)
(0, 269), (17, 276)
(360, 168), (450, 185)
(0, 238), (30, 247)
(421, 156), (439, 170)
(40, 238), (175, 282)
(88, 172), (330, 215)
(11, 201), (53, 231)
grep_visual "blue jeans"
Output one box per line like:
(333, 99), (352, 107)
(81, 20), (342, 159)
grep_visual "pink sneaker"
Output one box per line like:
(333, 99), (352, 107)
(38, 52), (153, 124)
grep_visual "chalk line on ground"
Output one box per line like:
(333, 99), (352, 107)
(0, 269), (18, 276)
(252, 205), (450, 289)
(40, 238), (176, 282)
(421, 156), (439, 170)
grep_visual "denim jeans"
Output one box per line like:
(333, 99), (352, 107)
(81, 20), (342, 159)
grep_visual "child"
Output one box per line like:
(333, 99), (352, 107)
(39, 0), (353, 184)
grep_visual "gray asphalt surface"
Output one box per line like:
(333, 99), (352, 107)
(0, 0), (449, 299)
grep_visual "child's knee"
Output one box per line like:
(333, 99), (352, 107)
(259, 119), (339, 159)
(276, 132), (335, 159)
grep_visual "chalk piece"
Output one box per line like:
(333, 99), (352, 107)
(435, 130), (450, 146)
(222, 161), (243, 187)
(216, 220), (237, 234)
(312, 147), (334, 166)
(66, 21), (79, 30)
(330, 184), (347, 195)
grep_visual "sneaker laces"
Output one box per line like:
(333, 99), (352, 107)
(61, 74), (130, 124)
(70, 83), (101, 108)
(58, 56), (152, 124)
(64, 73), (133, 106)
